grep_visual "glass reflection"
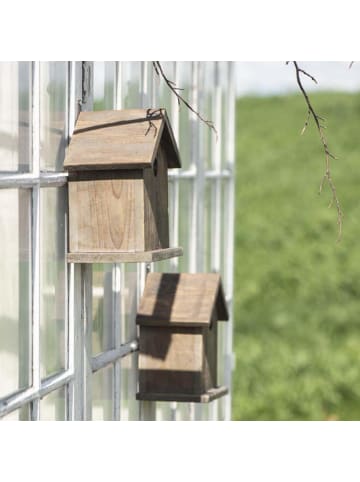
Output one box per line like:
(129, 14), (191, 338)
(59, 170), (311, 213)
(0, 188), (31, 398)
(40, 62), (68, 171)
(92, 365), (113, 421)
(40, 187), (66, 379)
(0, 62), (31, 172)
(40, 387), (66, 421)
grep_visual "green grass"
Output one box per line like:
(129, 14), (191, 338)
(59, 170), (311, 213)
(233, 92), (360, 420)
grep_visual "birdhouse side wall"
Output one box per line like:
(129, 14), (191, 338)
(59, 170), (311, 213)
(68, 171), (146, 252)
(203, 321), (218, 392)
(138, 326), (205, 395)
(143, 145), (169, 251)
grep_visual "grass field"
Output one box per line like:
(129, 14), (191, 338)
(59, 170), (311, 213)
(233, 92), (360, 420)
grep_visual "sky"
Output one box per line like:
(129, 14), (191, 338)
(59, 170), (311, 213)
(235, 62), (360, 97)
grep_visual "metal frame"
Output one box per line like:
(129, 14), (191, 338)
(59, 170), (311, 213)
(0, 61), (235, 421)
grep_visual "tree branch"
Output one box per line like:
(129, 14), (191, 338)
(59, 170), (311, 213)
(152, 61), (218, 138)
(292, 61), (343, 242)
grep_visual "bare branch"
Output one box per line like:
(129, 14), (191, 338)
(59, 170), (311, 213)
(297, 68), (318, 84)
(349, 61), (354, 69)
(292, 61), (343, 242)
(152, 61), (218, 138)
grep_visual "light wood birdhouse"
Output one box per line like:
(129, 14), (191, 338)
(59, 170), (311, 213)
(64, 109), (182, 263)
(136, 273), (229, 403)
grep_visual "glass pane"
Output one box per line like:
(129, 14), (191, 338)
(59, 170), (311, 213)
(177, 179), (193, 272)
(121, 62), (141, 108)
(0, 62), (31, 172)
(120, 354), (139, 420)
(1, 404), (30, 421)
(203, 62), (216, 171)
(203, 179), (213, 272)
(40, 387), (66, 421)
(40, 187), (66, 378)
(94, 61), (115, 111)
(178, 62), (192, 170)
(158, 61), (176, 112)
(40, 61), (68, 171)
(92, 264), (115, 355)
(92, 365), (113, 421)
(0, 189), (31, 398)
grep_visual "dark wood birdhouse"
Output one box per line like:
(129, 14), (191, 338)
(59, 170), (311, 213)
(136, 273), (229, 403)
(64, 109), (182, 263)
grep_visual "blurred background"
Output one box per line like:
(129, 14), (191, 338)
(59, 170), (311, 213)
(233, 61), (360, 420)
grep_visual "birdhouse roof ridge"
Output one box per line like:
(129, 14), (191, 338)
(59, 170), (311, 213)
(64, 108), (181, 171)
(136, 272), (229, 327)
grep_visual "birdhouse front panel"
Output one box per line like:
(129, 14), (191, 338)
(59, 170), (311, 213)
(139, 326), (205, 395)
(64, 109), (181, 260)
(68, 170), (145, 253)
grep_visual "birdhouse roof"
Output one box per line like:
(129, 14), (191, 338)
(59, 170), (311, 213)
(64, 108), (181, 171)
(136, 273), (229, 327)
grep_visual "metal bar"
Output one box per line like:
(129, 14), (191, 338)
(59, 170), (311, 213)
(79, 62), (94, 420)
(91, 340), (138, 373)
(0, 167), (231, 188)
(115, 62), (122, 110)
(68, 63), (83, 420)
(81, 264), (92, 420)
(72, 264), (83, 420)
(0, 387), (37, 418)
(0, 370), (74, 418)
(190, 61), (204, 422)
(112, 264), (122, 420)
(0, 172), (68, 189)
(40, 371), (74, 398)
(65, 61), (79, 421)
(189, 61), (200, 275)
(30, 61), (41, 421)
(138, 62), (156, 421)
(111, 63), (123, 421)
(169, 62), (180, 278)
(223, 62), (236, 421)
(211, 61), (222, 274)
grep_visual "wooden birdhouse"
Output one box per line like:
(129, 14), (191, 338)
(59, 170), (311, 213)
(136, 273), (229, 403)
(64, 109), (182, 263)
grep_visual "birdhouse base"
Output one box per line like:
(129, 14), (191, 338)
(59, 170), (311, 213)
(136, 386), (228, 403)
(67, 247), (183, 264)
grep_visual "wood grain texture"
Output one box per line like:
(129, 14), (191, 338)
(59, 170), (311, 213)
(136, 386), (228, 403)
(64, 109), (181, 170)
(136, 273), (229, 326)
(68, 174), (145, 253)
(143, 145), (169, 251)
(66, 247), (183, 263)
(203, 320), (218, 391)
(138, 324), (219, 397)
(139, 326), (204, 395)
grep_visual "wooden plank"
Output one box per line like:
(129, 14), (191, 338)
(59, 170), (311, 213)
(143, 146), (169, 251)
(136, 272), (227, 326)
(64, 109), (163, 170)
(203, 319), (218, 392)
(66, 247), (183, 263)
(136, 386), (228, 403)
(64, 108), (181, 170)
(68, 176), (144, 253)
(138, 326), (204, 395)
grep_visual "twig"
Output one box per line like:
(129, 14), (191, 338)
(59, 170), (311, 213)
(292, 61), (343, 242)
(152, 61), (218, 138)
(145, 108), (160, 137)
